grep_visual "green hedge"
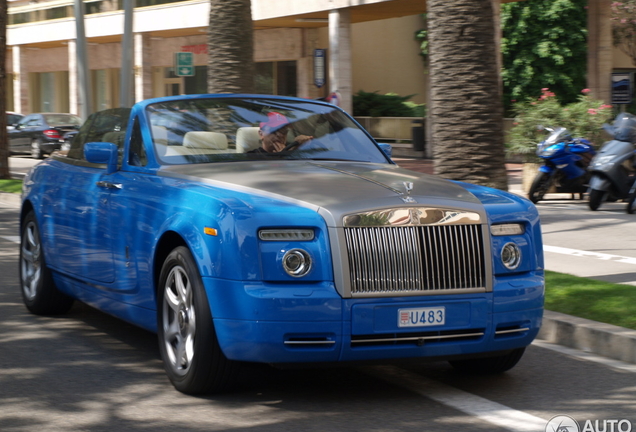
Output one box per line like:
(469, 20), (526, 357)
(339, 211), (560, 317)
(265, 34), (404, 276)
(353, 90), (426, 117)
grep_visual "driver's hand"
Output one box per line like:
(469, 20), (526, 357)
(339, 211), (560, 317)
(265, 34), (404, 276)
(294, 135), (313, 146)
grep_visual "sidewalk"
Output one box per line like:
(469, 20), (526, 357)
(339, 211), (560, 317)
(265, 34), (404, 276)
(2, 158), (635, 366)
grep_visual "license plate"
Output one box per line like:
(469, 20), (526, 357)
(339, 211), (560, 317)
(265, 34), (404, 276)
(398, 307), (445, 328)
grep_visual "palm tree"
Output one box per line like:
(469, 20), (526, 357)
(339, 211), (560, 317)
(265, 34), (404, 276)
(207, 0), (255, 94)
(0, 0), (9, 179)
(427, 0), (508, 190)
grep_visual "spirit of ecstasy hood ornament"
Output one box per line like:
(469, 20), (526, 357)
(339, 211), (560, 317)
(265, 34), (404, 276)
(401, 181), (416, 203)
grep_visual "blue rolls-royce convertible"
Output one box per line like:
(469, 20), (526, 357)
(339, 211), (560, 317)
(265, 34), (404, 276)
(19, 94), (544, 394)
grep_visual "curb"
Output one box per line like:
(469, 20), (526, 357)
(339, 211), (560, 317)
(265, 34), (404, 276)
(538, 310), (636, 364)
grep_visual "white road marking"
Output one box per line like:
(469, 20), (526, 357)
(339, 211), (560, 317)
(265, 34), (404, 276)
(533, 340), (636, 373)
(544, 245), (636, 265)
(364, 365), (547, 432)
(0, 236), (20, 244)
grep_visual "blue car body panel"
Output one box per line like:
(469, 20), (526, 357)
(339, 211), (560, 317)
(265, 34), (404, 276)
(21, 94), (544, 365)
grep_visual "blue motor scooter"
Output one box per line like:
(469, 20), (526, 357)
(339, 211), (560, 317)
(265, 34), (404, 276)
(528, 126), (596, 204)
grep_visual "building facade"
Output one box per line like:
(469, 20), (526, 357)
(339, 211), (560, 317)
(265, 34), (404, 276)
(5, 0), (620, 118)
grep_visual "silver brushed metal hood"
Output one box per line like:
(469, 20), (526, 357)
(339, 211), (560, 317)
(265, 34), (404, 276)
(159, 160), (484, 227)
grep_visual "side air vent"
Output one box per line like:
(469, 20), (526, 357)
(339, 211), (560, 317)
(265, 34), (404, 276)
(351, 329), (485, 348)
(284, 335), (336, 349)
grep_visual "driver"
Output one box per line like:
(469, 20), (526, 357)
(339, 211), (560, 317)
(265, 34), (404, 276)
(250, 112), (313, 154)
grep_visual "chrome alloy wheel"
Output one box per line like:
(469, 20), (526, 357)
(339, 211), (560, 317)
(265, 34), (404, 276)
(162, 265), (196, 376)
(21, 220), (42, 301)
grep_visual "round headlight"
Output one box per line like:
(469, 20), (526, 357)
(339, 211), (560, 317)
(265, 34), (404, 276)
(282, 249), (312, 277)
(501, 242), (522, 270)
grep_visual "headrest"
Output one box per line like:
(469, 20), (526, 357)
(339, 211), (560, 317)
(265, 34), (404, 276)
(236, 127), (261, 153)
(183, 131), (228, 150)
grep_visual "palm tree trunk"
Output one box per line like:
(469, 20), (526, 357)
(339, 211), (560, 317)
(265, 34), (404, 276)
(427, 0), (508, 190)
(207, 0), (255, 94)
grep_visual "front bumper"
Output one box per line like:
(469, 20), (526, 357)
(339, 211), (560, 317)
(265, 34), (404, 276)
(205, 273), (544, 364)
(41, 139), (64, 154)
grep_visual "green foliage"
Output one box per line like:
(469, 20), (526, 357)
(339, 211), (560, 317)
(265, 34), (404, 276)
(414, 14), (428, 63)
(352, 90), (426, 117)
(501, 0), (588, 116)
(0, 179), (22, 194)
(545, 270), (636, 330)
(611, 0), (636, 65)
(507, 88), (613, 162)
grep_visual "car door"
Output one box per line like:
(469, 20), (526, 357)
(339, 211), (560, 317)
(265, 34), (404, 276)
(43, 112), (116, 284)
(9, 115), (34, 151)
(47, 162), (116, 284)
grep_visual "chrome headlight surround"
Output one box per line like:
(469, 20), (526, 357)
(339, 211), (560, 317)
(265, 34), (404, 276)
(282, 249), (312, 277)
(501, 242), (522, 270)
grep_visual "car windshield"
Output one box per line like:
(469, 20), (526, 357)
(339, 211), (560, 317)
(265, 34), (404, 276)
(544, 127), (569, 145)
(43, 114), (83, 127)
(146, 97), (389, 165)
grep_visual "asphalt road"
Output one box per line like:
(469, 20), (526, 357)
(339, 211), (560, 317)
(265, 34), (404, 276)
(2, 157), (636, 431)
(537, 197), (636, 285)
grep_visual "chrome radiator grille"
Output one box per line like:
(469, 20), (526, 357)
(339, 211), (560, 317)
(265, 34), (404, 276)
(344, 224), (486, 295)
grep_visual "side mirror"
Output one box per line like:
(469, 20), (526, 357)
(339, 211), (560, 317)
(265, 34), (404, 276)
(84, 142), (119, 174)
(378, 143), (393, 159)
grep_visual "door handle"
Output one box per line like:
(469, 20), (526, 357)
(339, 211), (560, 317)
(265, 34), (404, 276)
(96, 181), (122, 190)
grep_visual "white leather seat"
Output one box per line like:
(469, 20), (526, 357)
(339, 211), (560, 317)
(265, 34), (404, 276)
(183, 131), (228, 151)
(236, 127), (261, 153)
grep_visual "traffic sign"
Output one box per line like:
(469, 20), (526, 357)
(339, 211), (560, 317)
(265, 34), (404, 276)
(314, 49), (326, 88)
(611, 72), (632, 104)
(175, 52), (194, 77)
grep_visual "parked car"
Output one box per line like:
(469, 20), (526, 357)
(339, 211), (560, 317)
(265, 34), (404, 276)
(9, 112), (82, 159)
(6, 111), (23, 130)
(60, 129), (79, 153)
(19, 94), (545, 395)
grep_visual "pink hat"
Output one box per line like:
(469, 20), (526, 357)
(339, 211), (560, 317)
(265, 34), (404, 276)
(260, 112), (289, 133)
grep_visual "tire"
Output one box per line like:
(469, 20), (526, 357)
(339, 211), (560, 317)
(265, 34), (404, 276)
(449, 347), (525, 374)
(528, 171), (552, 204)
(588, 189), (606, 211)
(20, 211), (74, 315)
(31, 138), (43, 159)
(157, 246), (239, 394)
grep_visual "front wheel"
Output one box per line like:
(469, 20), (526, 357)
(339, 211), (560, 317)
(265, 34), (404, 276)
(157, 246), (239, 394)
(448, 348), (525, 374)
(20, 211), (74, 315)
(528, 171), (552, 204)
(588, 189), (606, 211)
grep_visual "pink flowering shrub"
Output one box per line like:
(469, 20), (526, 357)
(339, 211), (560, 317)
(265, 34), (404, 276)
(507, 88), (613, 162)
(611, 1), (636, 65)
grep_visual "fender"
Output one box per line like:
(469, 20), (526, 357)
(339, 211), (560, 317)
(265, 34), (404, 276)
(538, 165), (555, 175)
(589, 174), (611, 192)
